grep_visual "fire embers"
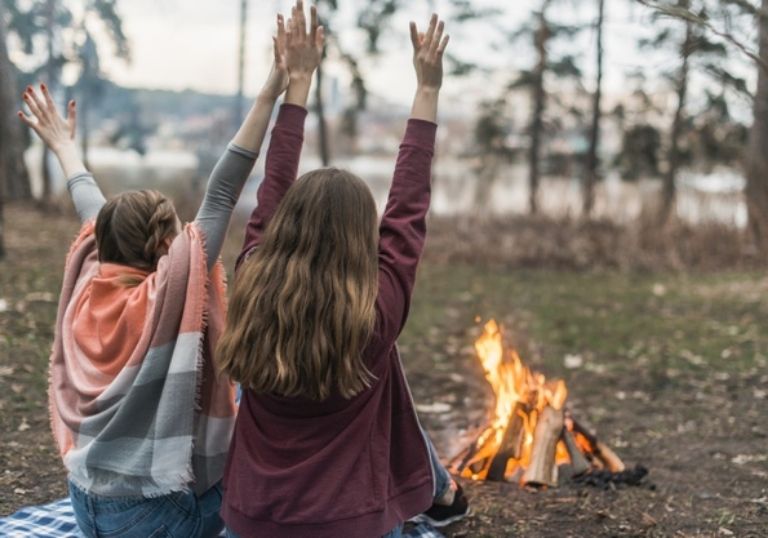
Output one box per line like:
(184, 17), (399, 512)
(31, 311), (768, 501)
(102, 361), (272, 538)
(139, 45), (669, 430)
(452, 320), (647, 490)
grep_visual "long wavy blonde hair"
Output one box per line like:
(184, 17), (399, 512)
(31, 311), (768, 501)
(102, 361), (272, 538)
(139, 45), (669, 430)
(217, 168), (379, 400)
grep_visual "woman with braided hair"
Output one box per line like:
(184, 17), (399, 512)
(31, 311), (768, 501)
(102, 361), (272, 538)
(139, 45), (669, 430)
(16, 13), (298, 537)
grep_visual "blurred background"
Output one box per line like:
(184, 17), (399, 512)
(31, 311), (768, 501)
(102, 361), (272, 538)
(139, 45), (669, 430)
(2, 4), (768, 534)
(1, 0), (767, 258)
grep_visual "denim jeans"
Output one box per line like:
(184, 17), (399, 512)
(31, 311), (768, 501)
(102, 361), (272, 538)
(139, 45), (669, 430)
(225, 432), (451, 538)
(69, 480), (224, 538)
(381, 432), (452, 538)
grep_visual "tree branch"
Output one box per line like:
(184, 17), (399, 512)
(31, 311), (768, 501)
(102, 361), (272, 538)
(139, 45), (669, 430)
(634, 0), (768, 71)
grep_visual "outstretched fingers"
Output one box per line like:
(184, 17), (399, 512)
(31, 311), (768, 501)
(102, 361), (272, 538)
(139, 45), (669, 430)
(409, 21), (420, 50)
(429, 20), (445, 58)
(437, 34), (450, 56)
(423, 14), (438, 50)
(309, 5), (318, 43)
(17, 109), (36, 129)
(296, 0), (307, 42)
(23, 88), (45, 121)
(277, 14), (287, 48)
(41, 83), (56, 112)
(315, 25), (325, 50)
(67, 100), (77, 139)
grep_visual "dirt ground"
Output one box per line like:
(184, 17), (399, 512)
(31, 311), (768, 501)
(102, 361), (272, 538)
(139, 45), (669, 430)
(1, 204), (767, 537)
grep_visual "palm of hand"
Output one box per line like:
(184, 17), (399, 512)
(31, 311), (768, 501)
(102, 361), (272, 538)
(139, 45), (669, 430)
(19, 85), (76, 151)
(414, 45), (443, 89)
(286, 46), (321, 75)
(410, 15), (449, 90)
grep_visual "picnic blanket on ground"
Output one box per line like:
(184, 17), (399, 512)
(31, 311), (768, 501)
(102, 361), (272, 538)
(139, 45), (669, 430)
(0, 499), (446, 538)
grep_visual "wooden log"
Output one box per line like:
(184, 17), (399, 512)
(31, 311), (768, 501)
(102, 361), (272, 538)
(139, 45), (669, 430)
(571, 418), (626, 473)
(452, 439), (479, 473)
(595, 441), (625, 473)
(561, 428), (590, 476)
(486, 402), (527, 481)
(522, 406), (564, 488)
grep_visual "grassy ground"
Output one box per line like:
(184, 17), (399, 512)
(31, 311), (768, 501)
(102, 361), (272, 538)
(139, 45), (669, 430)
(1, 204), (767, 537)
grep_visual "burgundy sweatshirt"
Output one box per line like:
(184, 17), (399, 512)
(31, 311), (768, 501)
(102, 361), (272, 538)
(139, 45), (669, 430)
(222, 103), (438, 538)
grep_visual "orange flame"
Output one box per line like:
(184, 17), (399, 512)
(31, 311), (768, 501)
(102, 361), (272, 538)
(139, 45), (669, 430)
(459, 320), (572, 482)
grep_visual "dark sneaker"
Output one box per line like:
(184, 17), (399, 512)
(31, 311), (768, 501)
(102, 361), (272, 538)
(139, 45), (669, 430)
(410, 482), (470, 528)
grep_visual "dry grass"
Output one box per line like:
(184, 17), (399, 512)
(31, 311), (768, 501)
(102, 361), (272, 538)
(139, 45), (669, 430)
(424, 215), (764, 272)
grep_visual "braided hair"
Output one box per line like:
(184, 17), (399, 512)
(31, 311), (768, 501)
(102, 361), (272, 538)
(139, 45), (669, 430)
(94, 190), (181, 272)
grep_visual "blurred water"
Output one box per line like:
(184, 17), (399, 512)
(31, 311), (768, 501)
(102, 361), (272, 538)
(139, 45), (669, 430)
(30, 144), (748, 228)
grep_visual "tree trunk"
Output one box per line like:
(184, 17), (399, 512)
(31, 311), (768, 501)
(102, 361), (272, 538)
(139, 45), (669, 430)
(660, 14), (692, 223)
(80, 97), (91, 169)
(746, 0), (768, 252)
(583, 0), (605, 218)
(315, 61), (331, 166)
(0, 13), (32, 203)
(529, 8), (549, 215)
(41, 0), (57, 203)
(0, 180), (4, 259)
(235, 0), (248, 127)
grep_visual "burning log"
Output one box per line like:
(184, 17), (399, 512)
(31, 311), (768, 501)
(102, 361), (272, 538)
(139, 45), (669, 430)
(454, 320), (642, 490)
(521, 406), (564, 488)
(561, 428), (590, 476)
(486, 402), (527, 481)
(571, 418), (626, 473)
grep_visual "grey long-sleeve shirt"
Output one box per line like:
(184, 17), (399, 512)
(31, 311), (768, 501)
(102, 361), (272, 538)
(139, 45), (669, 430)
(66, 143), (257, 269)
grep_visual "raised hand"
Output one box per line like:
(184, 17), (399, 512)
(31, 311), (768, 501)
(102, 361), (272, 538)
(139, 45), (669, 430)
(410, 14), (450, 91)
(285, 0), (324, 80)
(282, 1), (324, 107)
(260, 14), (290, 101)
(18, 84), (77, 153)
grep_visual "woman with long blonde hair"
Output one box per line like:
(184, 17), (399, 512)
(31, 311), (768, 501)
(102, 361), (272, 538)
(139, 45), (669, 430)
(218, 8), (469, 537)
(18, 16), (294, 537)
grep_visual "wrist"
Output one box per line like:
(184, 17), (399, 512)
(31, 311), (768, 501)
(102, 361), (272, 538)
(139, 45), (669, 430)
(255, 92), (279, 105)
(288, 72), (313, 84)
(52, 140), (78, 156)
(285, 82), (312, 107)
(416, 85), (441, 95)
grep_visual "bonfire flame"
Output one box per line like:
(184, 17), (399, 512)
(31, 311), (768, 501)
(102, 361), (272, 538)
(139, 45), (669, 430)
(460, 320), (571, 482)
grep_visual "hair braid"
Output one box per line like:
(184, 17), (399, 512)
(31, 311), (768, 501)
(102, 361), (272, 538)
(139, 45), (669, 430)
(95, 190), (181, 274)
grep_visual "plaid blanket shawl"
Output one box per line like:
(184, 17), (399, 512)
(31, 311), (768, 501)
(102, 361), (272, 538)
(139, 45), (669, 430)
(49, 221), (236, 497)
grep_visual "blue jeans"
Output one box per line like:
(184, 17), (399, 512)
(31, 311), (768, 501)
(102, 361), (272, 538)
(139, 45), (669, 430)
(225, 432), (452, 538)
(69, 480), (224, 538)
(381, 432), (451, 538)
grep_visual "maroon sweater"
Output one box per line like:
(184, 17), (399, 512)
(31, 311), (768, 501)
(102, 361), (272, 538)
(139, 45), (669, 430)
(222, 103), (438, 538)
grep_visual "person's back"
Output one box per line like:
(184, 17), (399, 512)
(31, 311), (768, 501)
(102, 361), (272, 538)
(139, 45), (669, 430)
(218, 10), (467, 538)
(19, 21), (294, 535)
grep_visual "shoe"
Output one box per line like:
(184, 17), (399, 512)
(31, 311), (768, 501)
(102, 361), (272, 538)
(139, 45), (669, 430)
(410, 482), (470, 528)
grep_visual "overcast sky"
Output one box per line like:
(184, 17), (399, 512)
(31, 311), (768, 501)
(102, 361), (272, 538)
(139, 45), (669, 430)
(29, 0), (758, 117)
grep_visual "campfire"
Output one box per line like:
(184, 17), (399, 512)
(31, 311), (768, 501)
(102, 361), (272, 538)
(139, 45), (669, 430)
(452, 320), (646, 489)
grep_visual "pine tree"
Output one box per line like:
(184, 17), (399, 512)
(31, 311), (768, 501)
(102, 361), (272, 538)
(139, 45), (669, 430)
(583, 0), (605, 217)
(508, 1), (584, 214)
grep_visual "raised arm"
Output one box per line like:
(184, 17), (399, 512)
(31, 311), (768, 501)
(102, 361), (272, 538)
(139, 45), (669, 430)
(19, 85), (105, 222)
(237, 0), (324, 269)
(376, 14), (449, 345)
(195, 14), (293, 269)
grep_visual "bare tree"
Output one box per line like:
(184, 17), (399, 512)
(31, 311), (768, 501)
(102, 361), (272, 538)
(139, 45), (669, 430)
(235, 0), (248, 126)
(636, 0), (763, 239)
(508, 0), (582, 214)
(0, 13), (32, 258)
(5, 0), (129, 202)
(0, 16), (31, 200)
(746, 0), (768, 250)
(583, 0), (605, 217)
(661, 1), (694, 222)
(528, 5), (551, 215)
